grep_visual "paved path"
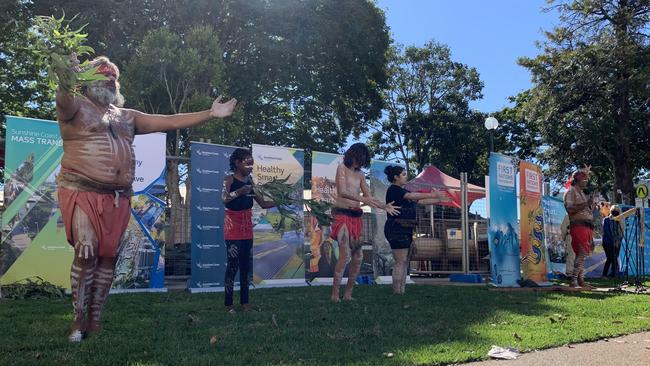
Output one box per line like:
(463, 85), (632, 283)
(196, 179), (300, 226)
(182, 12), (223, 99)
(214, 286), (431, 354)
(465, 331), (650, 366)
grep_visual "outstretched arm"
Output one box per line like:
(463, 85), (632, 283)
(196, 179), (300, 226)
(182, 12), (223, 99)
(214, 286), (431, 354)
(404, 190), (453, 205)
(359, 174), (400, 215)
(133, 96), (237, 135)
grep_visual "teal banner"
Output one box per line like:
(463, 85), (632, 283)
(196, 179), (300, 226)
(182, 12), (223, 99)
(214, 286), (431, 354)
(488, 153), (521, 286)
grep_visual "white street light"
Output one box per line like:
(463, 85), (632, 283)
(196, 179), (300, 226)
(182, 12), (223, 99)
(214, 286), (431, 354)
(484, 116), (499, 152)
(484, 116), (499, 130)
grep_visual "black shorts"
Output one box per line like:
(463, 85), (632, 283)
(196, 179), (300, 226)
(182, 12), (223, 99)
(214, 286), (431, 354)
(384, 220), (413, 250)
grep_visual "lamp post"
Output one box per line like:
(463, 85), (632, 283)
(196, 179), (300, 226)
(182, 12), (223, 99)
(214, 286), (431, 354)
(484, 116), (499, 153)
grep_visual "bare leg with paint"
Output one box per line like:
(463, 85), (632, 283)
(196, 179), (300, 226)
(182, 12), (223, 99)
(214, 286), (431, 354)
(69, 207), (99, 342)
(343, 241), (362, 300)
(86, 256), (117, 334)
(331, 226), (350, 302)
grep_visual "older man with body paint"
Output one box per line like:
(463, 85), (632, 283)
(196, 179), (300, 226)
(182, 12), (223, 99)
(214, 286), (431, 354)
(56, 56), (237, 341)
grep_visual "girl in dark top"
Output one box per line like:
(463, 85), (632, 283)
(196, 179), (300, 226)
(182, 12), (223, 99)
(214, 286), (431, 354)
(222, 148), (275, 313)
(383, 165), (451, 294)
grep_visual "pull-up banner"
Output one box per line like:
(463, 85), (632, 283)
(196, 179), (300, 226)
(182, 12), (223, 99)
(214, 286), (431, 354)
(307, 151), (343, 281)
(251, 144), (305, 285)
(541, 195), (569, 276)
(189, 142), (236, 290)
(487, 153), (521, 286)
(519, 161), (550, 284)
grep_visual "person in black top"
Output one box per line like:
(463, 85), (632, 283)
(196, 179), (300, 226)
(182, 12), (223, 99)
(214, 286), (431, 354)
(222, 148), (275, 313)
(602, 204), (622, 278)
(384, 165), (451, 294)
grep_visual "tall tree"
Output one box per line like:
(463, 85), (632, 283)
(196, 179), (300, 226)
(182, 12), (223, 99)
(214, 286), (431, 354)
(123, 25), (228, 244)
(214, 0), (390, 152)
(519, 0), (650, 203)
(30, 0), (391, 154)
(369, 42), (485, 182)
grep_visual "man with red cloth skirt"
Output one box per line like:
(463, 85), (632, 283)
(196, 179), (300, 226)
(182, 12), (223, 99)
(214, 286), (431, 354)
(56, 55), (237, 341)
(563, 167), (597, 289)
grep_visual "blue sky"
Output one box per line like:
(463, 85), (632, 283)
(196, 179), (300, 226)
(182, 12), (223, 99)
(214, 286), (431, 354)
(375, 0), (559, 113)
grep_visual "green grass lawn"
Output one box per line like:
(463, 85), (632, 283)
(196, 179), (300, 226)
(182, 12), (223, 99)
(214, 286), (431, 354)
(2, 284), (650, 366)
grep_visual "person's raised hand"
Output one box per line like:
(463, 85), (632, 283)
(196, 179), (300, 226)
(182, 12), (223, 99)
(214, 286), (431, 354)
(210, 96), (238, 118)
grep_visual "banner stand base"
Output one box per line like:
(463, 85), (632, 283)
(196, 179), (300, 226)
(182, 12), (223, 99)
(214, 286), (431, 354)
(189, 286), (226, 294)
(449, 274), (483, 284)
(256, 279), (309, 288)
(374, 275), (414, 285)
(110, 288), (168, 294)
(308, 277), (347, 286)
(189, 279), (309, 293)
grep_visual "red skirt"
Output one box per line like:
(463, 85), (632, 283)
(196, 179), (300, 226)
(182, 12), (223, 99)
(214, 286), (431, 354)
(570, 224), (593, 254)
(58, 187), (131, 258)
(329, 208), (363, 242)
(224, 209), (253, 240)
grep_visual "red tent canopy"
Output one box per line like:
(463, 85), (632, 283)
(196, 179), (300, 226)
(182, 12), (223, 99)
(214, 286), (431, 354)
(404, 166), (485, 208)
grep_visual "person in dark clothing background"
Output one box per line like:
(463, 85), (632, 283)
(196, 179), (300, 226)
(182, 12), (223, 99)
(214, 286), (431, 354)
(602, 204), (623, 278)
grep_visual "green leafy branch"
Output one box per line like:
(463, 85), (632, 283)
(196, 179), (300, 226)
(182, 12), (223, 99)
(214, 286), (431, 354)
(30, 13), (106, 95)
(253, 176), (333, 232)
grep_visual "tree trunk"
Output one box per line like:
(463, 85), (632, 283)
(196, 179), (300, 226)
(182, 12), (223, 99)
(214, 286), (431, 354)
(166, 158), (184, 244)
(612, 150), (635, 205)
(611, 2), (635, 205)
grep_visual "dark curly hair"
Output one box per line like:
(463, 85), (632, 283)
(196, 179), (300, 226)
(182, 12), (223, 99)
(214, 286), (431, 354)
(229, 148), (252, 172)
(343, 143), (371, 170)
(384, 165), (404, 183)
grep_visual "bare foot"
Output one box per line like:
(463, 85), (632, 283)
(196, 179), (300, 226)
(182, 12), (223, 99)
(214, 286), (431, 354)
(342, 295), (356, 301)
(68, 329), (83, 342)
(68, 322), (84, 342)
(330, 296), (341, 302)
(579, 281), (596, 290)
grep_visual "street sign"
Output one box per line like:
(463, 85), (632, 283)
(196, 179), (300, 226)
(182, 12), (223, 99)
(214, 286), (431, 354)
(636, 184), (649, 199)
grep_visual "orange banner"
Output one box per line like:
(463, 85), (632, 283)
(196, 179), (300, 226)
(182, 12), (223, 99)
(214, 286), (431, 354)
(519, 161), (549, 283)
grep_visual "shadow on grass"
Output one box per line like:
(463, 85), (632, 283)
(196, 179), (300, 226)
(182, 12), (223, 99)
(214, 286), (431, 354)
(1, 284), (650, 366)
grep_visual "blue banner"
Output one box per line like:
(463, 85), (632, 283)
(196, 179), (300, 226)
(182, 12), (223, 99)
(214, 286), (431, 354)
(542, 196), (568, 275)
(619, 206), (650, 276)
(190, 143), (235, 289)
(488, 153), (521, 286)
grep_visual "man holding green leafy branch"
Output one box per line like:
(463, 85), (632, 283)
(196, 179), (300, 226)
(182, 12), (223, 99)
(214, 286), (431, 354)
(56, 54), (237, 342)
